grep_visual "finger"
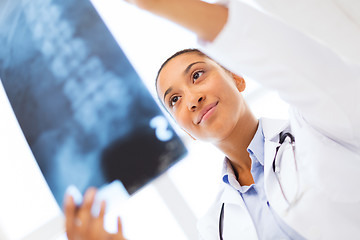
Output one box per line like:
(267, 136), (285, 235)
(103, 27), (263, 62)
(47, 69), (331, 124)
(97, 200), (106, 226)
(84, 200), (106, 239)
(63, 194), (76, 238)
(77, 187), (97, 229)
(116, 216), (125, 237)
(109, 217), (126, 240)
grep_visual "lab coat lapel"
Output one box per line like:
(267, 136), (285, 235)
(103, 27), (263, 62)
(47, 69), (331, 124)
(219, 183), (246, 208)
(219, 184), (258, 239)
(261, 118), (291, 215)
(197, 184), (257, 240)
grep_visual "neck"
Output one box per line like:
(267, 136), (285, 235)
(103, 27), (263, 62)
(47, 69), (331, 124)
(214, 110), (258, 186)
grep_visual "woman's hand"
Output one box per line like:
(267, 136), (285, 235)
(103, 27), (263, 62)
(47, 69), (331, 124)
(64, 188), (126, 240)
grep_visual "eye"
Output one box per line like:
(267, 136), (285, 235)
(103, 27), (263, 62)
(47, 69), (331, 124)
(169, 95), (181, 107)
(192, 70), (204, 82)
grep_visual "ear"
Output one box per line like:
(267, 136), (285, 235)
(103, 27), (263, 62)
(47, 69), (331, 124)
(232, 73), (246, 92)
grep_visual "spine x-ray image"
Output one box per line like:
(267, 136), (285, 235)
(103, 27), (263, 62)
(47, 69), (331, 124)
(0, 0), (187, 206)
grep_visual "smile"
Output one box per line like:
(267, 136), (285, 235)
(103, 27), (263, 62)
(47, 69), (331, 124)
(197, 101), (219, 124)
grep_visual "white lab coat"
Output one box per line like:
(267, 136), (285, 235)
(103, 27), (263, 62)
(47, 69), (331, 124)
(197, 0), (360, 239)
(250, 0), (360, 66)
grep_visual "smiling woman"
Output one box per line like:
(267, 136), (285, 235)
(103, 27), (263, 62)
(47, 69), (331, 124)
(156, 49), (258, 190)
(156, 49), (254, 147)
(63, 0), (360, 239)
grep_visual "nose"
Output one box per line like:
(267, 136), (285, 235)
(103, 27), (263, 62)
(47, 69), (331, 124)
(187, 95), (204, 111)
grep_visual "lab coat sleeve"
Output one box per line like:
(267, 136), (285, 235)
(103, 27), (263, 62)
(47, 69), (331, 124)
(199, 0), (360, 149)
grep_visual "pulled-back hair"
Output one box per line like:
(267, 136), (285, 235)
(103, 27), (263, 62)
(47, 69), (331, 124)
(155, 48), (234, 111)
(155, 48), (207, 89)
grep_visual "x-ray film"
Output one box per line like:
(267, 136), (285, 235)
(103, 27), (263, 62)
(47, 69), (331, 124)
(0, 0), (187, 206)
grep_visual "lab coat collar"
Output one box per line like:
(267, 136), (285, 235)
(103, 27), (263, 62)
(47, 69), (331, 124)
(221, 158), (242, 190)
(220, 158), (247, 207)
(261, 117), (290, 142)
(219, 181), (247, 209)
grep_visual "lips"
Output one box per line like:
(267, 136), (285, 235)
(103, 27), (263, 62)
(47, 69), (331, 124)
(196, 101), (219, 124)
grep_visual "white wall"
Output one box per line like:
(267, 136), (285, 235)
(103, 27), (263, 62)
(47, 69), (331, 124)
(0, 80), (62, 240)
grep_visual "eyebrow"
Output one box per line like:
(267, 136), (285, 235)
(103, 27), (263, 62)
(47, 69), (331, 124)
(184, 61), (205, 75)
(163, 87), (173, 102)
(163, 61), (205, 102)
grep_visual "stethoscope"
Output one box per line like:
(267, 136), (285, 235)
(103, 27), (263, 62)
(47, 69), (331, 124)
(218, 132), (297, 239)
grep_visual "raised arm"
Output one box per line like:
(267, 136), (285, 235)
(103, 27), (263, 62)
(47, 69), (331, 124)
(125, 0), (228, 42)
(125, 0), (360, 147)
(196, 0), (360, 148)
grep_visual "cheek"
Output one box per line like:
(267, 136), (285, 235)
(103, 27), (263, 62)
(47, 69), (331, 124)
(207, 72), (234, 90)
(173, 108), (202, 138)
(172, 108), (191, 129)
(207, 78), (238, 103)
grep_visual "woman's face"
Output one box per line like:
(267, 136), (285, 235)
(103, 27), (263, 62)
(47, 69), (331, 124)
(157, 52), (247, 142)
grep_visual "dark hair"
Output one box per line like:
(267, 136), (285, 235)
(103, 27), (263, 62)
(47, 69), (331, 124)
(155, 48), (233, 110)
(155, 48), (207, 90)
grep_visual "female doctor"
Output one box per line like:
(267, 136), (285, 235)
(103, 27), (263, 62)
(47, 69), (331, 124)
(64, 0), (360, 239)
